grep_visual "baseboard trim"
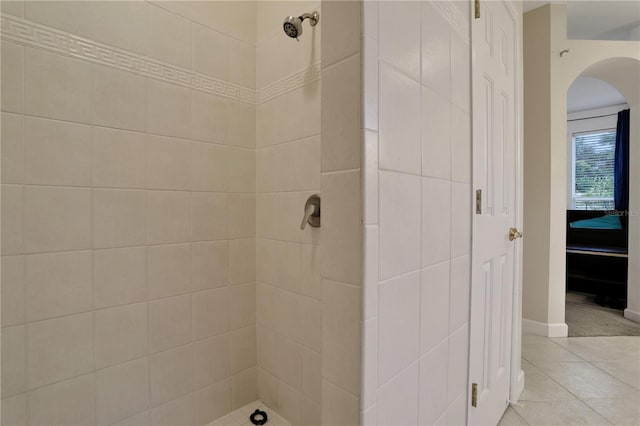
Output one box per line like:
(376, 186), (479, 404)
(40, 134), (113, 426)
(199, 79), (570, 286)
(516, 370), (525, 400)
(624, 308), (640, 323)
(522, 319), (568, 337)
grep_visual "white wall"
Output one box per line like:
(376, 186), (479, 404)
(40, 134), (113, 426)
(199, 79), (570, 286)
(523, 3), (640, 334)
(360, 1), (473, 423)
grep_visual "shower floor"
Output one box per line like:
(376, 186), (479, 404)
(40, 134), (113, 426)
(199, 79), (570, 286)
(209, 401), (291, 426)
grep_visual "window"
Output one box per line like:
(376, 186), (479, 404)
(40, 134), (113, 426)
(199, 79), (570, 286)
(572, 129), (616, 210)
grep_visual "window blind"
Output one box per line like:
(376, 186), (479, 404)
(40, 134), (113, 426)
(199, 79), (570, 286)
(573, 130), (616, 209)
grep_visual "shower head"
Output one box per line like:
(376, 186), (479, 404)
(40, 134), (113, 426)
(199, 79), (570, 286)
(283, 11), (319, 40)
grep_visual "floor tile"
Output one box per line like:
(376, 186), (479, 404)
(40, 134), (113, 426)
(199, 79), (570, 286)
(519, 372), (576, 401)
(513, 399), (612, 425)
(551, 337), (640, 362)
(522, 338), (583, 364)
(583, 397), (640, 426)
(593, 361), (640, 390)
(498, 407), (529, 426)
(535, 362), (639, 399)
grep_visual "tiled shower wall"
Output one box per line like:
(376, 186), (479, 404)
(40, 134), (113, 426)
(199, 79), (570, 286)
(361, 1), (473, 424)
(254, 2), (322, 425)
(1, 2), (259, 425)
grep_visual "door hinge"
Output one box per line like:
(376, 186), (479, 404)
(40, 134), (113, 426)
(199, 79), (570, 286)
(476, 190), (482, 214)
(475, 0), (481, 19)
(472, 383), (478, 407)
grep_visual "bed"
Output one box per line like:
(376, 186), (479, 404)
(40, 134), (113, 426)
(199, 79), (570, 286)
(566, 210), (628, 307)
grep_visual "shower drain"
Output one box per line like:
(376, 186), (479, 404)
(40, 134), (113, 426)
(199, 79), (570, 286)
(250, 409), (268, 425)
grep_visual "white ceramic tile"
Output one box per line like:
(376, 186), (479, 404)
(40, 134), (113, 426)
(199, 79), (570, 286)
(362, 317), (378, 409)
(232, 382), (261, 419)
(277, 380), (302, 426)
(1, 255), (25, 326)
(447, 323), (469, 404)
(421, 177), (451, 267)
(322, 0), (360, 67)
(94, 303), (147, 369)
(24, 186), (91, 253)
(378, 362), (420, 426)
(1, 325), (26, 397)
(229, 39), (256, 89)
(190, 192), (228, 242)
(26, 250), (92, 321)
(229, 194), (256, 239)
(1, 185), (24, 255)
(92, 127), (146, 189)
(146, 135), (191, 190)
(24, 48), (93, 124)
(149, 392), (194, 426)
(322, 279), (362, 395)
(147, 243), (192, 300)
(24, 0), (92, 37)
(149, 345), (194, 407)
(451, 105), (471, 183)
(192, 288), (229, 340)
(228, 101), (256, 149)
(28, 313), (94, 389)
(451, 183), (472, 257)
(321, 54), (361, 172)
(229, 239), (256, 285)
(23, 117), (91, 186)
(192, 23), (229, 80)
(146, 2), (191, 69)
(300, 296), (322, 354)
(422, 87), (451, 180)
(190, 91), (228, 144)
(379, 63), (421, 175)
(363, 131), (379, 225)
(419, 340), (449, 425)
(230, 283), (256, 330)
(148, 294), (192, 353)
(147, 190), (190, 244)
(146, 79), (191, 139)
(192, 241), (228, 292)
(1, 393), (27, 426)
(1, 41), (24, 113)
(93, 65), (146, 132)
(194, 334), (230, 390)
(228, 148), (256, 193)
(92, 1), (147, 55)
(450, 34), (471, 112)
(420, 261), (450, 355)
(321, 170), (362, 285)
(229, 326), (257, 375)
(93, 247), (146, 309)
(1, 112), (24, 184)
(363, 36), (378, 132)
(379, 171), (421, 280)
(28, 374), (95, 426)
(421, 2), (451, 96)
(378, 271), (421, 385)
(93, 189), (147, 248)
(95, 358), (149, 426)
(190, 142), (228, 192)
(195, 380), (231, 425)
(379, 1), (420, 81)
(449, 255), (471, 333)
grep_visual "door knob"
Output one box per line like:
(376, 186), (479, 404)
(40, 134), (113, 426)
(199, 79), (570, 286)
(509, 227), (522, 241)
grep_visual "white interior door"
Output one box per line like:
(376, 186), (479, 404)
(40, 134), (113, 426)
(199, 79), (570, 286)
(469, 1), (519, 425)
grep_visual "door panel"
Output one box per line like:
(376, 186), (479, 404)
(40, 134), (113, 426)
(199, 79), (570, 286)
(469, 1), (519, 425)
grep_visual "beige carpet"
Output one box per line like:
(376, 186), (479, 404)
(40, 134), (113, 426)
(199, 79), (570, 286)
(566, 292), (640, 337)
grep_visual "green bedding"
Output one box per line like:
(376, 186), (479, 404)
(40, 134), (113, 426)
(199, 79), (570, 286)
(569, 215), (622, 230)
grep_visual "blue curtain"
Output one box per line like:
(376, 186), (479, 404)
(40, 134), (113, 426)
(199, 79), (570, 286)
(614, 109), (630, 212)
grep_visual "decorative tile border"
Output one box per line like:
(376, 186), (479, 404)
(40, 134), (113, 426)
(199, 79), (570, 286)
(0, 13), (320, 105)
(257, 61), (321, 104)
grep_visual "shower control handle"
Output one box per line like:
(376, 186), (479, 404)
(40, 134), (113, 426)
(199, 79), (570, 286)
(300, 194), (321, 230)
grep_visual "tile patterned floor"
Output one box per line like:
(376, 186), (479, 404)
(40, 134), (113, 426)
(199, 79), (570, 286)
(499, 335), (640, 426)
(209, 401), (291, 426)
